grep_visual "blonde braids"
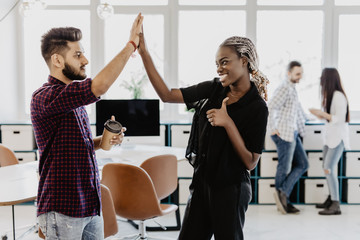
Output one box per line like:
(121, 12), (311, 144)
(220, 36), (269, 101)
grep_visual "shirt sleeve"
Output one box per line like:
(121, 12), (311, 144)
(180, 79), (218, 110)
(329, 91), (348, 125)
(267, 84), (289, 132)
(244, 101), (269, 154)
(32, 78), (99, 117)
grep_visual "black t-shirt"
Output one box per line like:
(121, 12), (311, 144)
(180, 78), (268, 188)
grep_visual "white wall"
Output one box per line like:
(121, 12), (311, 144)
(0, 5), (19, 122)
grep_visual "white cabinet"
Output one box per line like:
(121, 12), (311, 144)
(304, 179), (328, 203)
(345, 152), (360, 177)
(171, 125), (191, 147)
(1, 125), (35, 151)
(303, 125), (324, 150)
(14, 152), (37, 164)
(349, 125), (360, 150)
(307, 152), (325, 177)
(260, 152), (278, 177)
(178, 179), (191, 204)
(258, 179), (276, 204)
(347, 179), (360, 203)
(178, 159), (193, 178)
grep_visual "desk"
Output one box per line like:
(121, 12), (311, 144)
(0, 145), (186, 238)
(0, 161), (38, 240)
(96, 144), (186, 165)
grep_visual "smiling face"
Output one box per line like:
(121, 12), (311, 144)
(288, 66), (303, 84)
(215, 46), (249, 87)
(62, 41), (88, 80)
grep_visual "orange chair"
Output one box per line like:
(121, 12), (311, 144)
(101, 155), (178, 240)
(38, 184), (118, 239)
(0, 144), (19, 167)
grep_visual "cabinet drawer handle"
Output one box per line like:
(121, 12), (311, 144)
(18, 158), (23, 161)
(357, 131), (360, 134)
(319, 157), (323, 161)
(270, 184), (275, 188)
(314, 131), (321, 134)
(183, 131), (190, 134)
(13, 131), (20, 134)
(272, 158), (278, 161)
(316, 184), (324, 188)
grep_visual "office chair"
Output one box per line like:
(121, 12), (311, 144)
(101, 159), (178, 240)
(38, 184), (118, 239)
(0, 144), (19, 167)
(138, 154), (181, 231)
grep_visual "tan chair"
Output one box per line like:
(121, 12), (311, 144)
(0, 144), (19, 167)
(38, 184), (118, 239)
(101, 155), (178, 240)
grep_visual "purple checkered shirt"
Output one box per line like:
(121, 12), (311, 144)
(31, 75), (101, 218)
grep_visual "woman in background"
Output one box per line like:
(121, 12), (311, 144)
(310, 68), (350, 215)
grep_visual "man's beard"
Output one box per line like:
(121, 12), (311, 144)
(62, 63), (86, 80)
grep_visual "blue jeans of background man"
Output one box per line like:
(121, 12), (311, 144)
(323, 141), (344, 201)
(38, 211), (104, 240)
(271, 132), (309, 199)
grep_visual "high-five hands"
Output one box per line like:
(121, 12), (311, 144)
(129, 13), (144, 49)
(206, 97), (230, 127)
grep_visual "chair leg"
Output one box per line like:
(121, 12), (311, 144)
(138, 221), (147, 239)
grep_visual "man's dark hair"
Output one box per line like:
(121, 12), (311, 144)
(41, 27), (82, 64)
(287, 60), (302, 72)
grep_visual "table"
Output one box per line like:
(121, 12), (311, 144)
(96, 144), (186, 166)
(0, 161), (38, 240)
(0, 145), (186, 238)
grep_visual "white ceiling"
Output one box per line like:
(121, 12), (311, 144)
(0, 0), (19, 22)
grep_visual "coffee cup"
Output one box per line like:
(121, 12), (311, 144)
(100, 119), (122, 151)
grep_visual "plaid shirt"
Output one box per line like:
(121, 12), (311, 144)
(268, 80), (306, 142)
(31, 76), (101, 218)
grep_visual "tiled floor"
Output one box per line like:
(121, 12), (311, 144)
(1, 204), (360, 240)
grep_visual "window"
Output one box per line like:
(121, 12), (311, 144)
(257, 0), (323, 5)
(257, 11), (323, 112)
(179, 0), (245, 5)
(178, 10), (246, 114)
(338, 15), (360, 111)
(23, 10), (90, 114)
(104, 14), (164, 108)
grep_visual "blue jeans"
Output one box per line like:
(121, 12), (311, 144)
(323, 141), (344, 201)
(271, 132), (309, 198)
(38, 211), (104, 240)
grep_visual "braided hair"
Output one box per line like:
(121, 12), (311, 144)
(220, 36), (269, 101)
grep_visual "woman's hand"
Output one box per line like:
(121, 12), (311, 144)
(138, 26), (148, 56)
(206, 97), (231, 127)
(309, 108), (324, 119)
(128, 13), (144, 48)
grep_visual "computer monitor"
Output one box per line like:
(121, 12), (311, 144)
(96, 99), (161, 145)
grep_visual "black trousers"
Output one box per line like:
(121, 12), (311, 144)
(178, 180), (252, 240)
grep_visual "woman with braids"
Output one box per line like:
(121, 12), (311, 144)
(138, 34), (269, 240)
(309, 68), (350, 215)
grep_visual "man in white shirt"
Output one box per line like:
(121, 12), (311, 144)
(268, 61), (309, 214)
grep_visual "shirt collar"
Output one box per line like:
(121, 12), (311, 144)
(227, 81), (259, 107)
(48, 75), (66, 85)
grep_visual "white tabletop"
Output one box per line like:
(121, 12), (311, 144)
(0, 161), (38, 205)
(0, 145), (186, 206)
(96, 144), (186, 166)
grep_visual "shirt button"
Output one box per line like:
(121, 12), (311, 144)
(202, 154), (205, 157)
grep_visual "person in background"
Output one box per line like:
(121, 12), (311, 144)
(309, 68), (350, 215)
(268, 61), (309, 214)
(30, 14), (143, 239)
(139, 32), (268, 240)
